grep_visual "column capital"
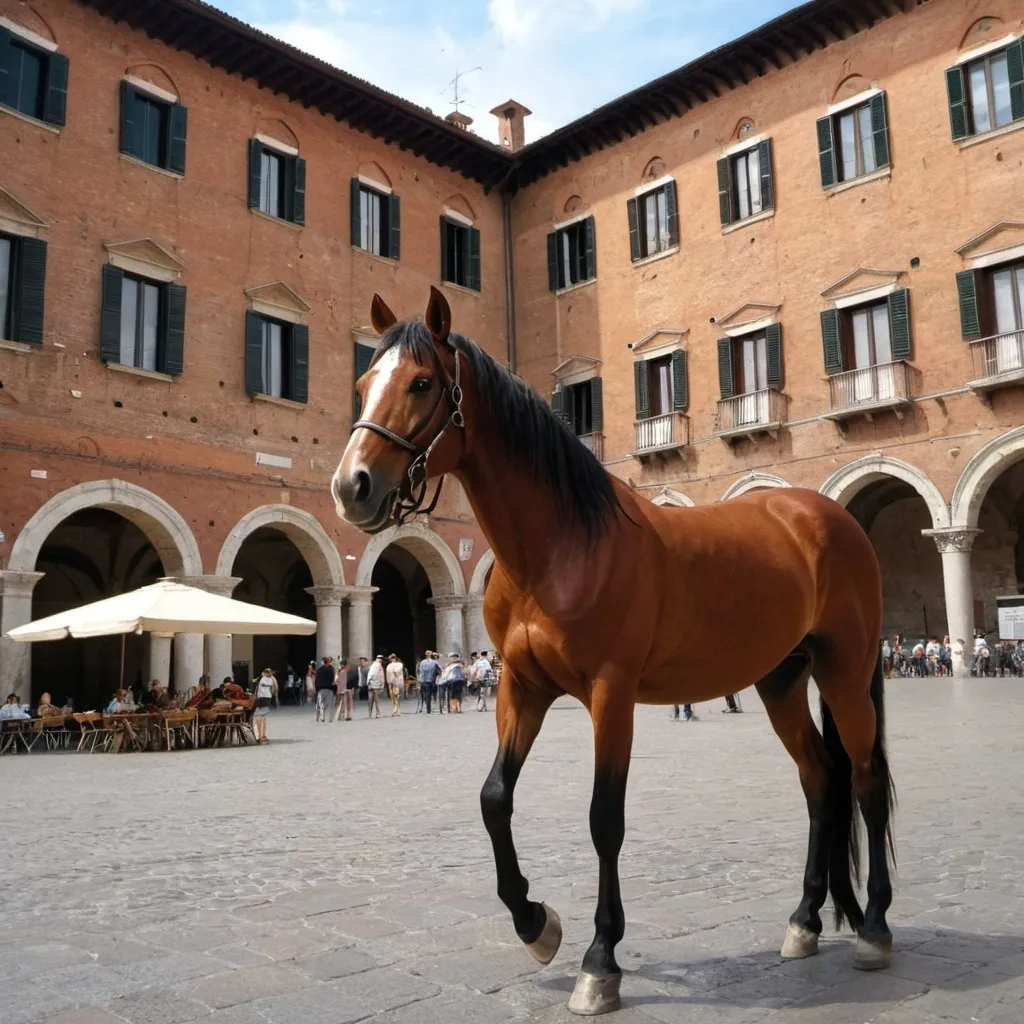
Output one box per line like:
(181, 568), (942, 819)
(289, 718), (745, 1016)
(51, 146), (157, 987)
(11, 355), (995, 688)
(463, 595), (485, 609)
(343, 585), (378, 607)
(922, 528), (982, 554)
(173, 575), (243, 597)
(428, 595), (468, 611)
(304, 585), (348, 607)
(0, 570), (45, 599)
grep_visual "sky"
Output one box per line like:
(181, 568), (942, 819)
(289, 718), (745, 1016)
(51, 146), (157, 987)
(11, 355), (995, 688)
(215, 0), (802, 144)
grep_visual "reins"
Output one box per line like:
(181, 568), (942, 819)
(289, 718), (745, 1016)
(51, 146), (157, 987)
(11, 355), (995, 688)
(351, 344), (465, 528)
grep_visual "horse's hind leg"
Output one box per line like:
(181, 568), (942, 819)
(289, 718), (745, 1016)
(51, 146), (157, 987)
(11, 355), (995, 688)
(755, 650), (848, 960)
(479, 672), (560, 962)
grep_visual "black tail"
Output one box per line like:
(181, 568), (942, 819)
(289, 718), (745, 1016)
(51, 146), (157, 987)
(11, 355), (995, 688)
(819, 650), (896, 931)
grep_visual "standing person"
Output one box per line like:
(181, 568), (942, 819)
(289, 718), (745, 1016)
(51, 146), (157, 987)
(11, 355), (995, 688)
(386, 653), (405, 716)
(305, 661), (316, 705)
(436, 652), (451, 714)
(334, 658), (351, 721)
(472, 651), (493, 711)
(344, 658), (358, 720)
(417, 650), (440, 714)
(367, 655), (386, 718)
(443, 653), (466, 713)
(314, 656), (336, 723)
(253, 668), (278, 744)
(672, 704), (695, 721)
(722, 693), (742, 713)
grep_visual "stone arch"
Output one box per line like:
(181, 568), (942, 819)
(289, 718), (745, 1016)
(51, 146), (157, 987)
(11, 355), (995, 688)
(124, 63), (180, 100)
(0, 3), (57, 45)
(721, 473), (790, 501)
(216, 505), (344, 586)
(641, 156), (665, 183)
(563, 194), (585, 218)
(831, 73), (872, 104)
(255, 116), (299, 150)
(442, 193), (476, 223)
(650, 488), (695, 508)
(356, 523), (465, 596)
(358, 160), (392, 189)
(9, 479), (202, 576)
(470, 550), (495, 595)
(958, 16), (1006, 51)
(820, 454), (950, 529)
(734, 117), (756, 141)
(951, 425), (1024, 529)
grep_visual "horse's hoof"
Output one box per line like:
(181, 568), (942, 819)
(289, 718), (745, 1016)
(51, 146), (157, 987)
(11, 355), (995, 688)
(525, 903), (562, 965)
(853, 934), (892, 971)
(568, 970), (622, 1016)
(780, 922), (819, 959)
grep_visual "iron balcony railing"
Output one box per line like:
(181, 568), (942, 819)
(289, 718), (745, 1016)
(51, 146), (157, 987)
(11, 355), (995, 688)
(716, 388), (786, 435)
(968, 329), (1024, 384)
(634, 412), (689, 453)
(578, 432), (603, 461)
(827, 360), (911, 412)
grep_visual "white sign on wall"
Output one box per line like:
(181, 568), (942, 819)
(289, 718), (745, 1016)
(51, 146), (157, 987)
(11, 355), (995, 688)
(997, 596), (1024, 640)
(459, 538), (473, 562)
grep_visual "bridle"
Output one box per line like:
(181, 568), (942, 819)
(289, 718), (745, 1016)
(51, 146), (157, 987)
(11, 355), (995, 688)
(350, 343), (465, 530)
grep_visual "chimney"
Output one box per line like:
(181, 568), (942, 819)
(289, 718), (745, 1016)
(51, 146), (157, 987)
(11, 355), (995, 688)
(489, 99), (531, 152)
(444, 110), (474, 131)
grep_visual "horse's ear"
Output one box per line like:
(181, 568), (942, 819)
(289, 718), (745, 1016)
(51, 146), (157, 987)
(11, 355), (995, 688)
(370, 294), (397, 335)
(425, 286), (451, 345)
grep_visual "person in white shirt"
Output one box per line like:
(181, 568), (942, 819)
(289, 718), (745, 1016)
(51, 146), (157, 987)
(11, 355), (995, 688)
(367, 655), (386, 719)
(0, 693), (30, 720)
(471, 651), (494, 711)
(385, 654), (405, 716)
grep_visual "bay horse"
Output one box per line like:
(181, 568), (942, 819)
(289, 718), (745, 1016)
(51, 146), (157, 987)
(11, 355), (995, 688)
(332, 288), (895, 1016)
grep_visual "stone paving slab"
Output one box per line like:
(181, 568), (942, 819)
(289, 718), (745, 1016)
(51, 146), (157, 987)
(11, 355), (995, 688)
(3, 679), (1024, 1023)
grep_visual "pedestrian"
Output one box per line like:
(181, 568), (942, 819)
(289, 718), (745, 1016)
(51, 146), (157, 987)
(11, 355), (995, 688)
(436, 651), (451, 714)
(367, 655), (386, 718)
(386, 653), (405, 716)
(334, 658), (351, 721)
(315, 656), (336, 723)
(305, 660), (316, 705)
(672, 704), (695, 721)
(472, 651), (494, 711)
(284, 663), (300, 705)
(417, 650), (440, 714)
(343, 657), (357, 719)
(722, 693), (742, 713)
(442, 653), (466, 713)
(356, 656), (370, 706)
(253, 667), (278, 744)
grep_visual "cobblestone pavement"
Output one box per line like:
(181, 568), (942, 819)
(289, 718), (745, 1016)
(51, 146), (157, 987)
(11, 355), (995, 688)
(2, 678), (1023, 1024)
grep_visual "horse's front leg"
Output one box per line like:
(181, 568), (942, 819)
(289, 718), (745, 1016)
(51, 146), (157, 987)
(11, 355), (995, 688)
(569, 680), (635, 1016)
(479, 673), (559, 960)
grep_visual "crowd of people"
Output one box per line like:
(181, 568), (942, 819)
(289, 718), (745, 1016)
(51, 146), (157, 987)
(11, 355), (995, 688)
(883, 633), (1024, 678)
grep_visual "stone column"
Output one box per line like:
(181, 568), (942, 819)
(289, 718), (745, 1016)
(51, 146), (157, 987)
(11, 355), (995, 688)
(172, 633), (204, 696)
(0, 570), (45, 704)
(922, 528), (982, 676)
(189, 576), (242, 685)
(148, 635), (173, 688)
(345, 586), (377, 661)
(464, 596), (493, 655)
(429, 595), (467, 657)
(170, 575), (241, 694)
(305, 586), (346, 661)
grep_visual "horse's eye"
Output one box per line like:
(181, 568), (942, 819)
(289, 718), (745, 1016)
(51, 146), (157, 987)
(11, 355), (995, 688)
(410, 378), (432, 394)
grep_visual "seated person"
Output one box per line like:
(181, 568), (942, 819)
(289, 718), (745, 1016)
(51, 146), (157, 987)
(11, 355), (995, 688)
(221, 680), (256, 711)
(105, 689), (135, 713)
(0, 693), (31, 720)
(149, 681), (171, 709)
(185, 679), (212, 709)
(36, 692), (62, 717)
(61, 697), (75, 714)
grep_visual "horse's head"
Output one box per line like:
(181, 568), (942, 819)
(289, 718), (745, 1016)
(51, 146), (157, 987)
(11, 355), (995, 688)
(332, 287), (467, 533)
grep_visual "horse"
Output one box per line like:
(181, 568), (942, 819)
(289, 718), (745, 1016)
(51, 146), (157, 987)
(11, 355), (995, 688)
(331, 288), (896, 1016)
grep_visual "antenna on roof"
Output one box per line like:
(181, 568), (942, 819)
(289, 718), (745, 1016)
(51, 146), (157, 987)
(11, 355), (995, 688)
(442, 66), (483, 113)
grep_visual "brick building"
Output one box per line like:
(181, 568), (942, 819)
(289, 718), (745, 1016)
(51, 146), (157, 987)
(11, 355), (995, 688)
(2, 0), (1024, 704)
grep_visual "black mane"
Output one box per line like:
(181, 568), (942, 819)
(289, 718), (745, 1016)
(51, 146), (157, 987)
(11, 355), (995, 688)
(372, 318), (620, 543)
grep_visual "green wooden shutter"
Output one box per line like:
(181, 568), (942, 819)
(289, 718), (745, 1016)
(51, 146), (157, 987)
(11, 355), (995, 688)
(758, 139), (774, 210)
(43, 52), (69, 127)
(290, 323), (309, 403)
(583, 216), (596, 280)
(671, 349), (688, 412)
(244, 311), (265, 395)
(589, 376), (603, 434)
(350, 178), (362, 247)
(354, 341), (375, 418)
(634, 361), (650, 420)
(163, 283), (186, 375)
(439, 216), (449, 282)
(119, 80), (136, 156)
(552, 384), (571, 426)
(816, 115), (837, 188)
(820, 308), (844, 374)
(956, 269), (981, 339)
(14, 237), (47, 344)
(1008, 39), (1024, 122)
(467, 226), (481, 291)
(546, 231), (559, 291)
(870, 91), (890, 168)
(0, 28), (10, 107)
(717, 157), (733, 226)
(626, 197), (640, 261)
(167, 103), (188, 175)
(765, 323), (783, 391)
(291, 156), (306, 225)
(888, 289), (911, 360)
(388, 194), (400, 260)
(945, 66), (969, 140)
(248, 139), (263, 209)
(100, 264), (123, 363)
(717, 338), (735, 399)
(664, 180), (679, 247)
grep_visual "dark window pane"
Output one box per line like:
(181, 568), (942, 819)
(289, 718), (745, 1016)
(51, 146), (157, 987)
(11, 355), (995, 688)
(648, 356), (672, 416)
(260, 151), (282, 218)
(135, 95), (169, 167)
(444, 221), (467, 285)
(9, 42), (45, 119)
(0, 237), (11, 340)
(570, 381), (593, 436)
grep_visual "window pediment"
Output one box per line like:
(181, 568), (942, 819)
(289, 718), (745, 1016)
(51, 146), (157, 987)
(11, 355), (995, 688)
(630, 329), (687, 360)
(716, 302), (780, 336)
(821, 267), (902, 307)
(956, 221), (1024, 269)
(244, 281), (311, 324)
(104, 238), (185, 282)
(0, 188), (48, 238)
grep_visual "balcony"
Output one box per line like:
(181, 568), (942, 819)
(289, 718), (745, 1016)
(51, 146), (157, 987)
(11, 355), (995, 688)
(967, 330), (1024, 398)
(715, 388), (786, 442)
(578, 432), (604, 461)
(633, 412), (689, 460)
(823, 360), (913, 422)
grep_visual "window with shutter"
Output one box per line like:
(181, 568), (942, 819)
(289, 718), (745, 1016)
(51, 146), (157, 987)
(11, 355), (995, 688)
(819, 93), (890, 187)
(634, 360), (651, 420)
(167, 103), (188, 175)
(120, 81), (188, 174)
(440, 216), (480, 290)
(717, 338), (735, 399)
(353, 340), (375, 419)
(163, 283), (186, 375)
(9, 236), (47, 344)
(888, 289), (911, 360)
(671, 349), (688, 412)
(42, 51), (68, 127)
(291, 156), (306, 225)
(765, 323), (783, 391)
(291, 323), (309, 404)
(549, 217), (597, 291)
(388, 194), (401, 260)
(956, 269), (982, 338)
(717, 157), (733, 226)
(248, 139), (264, 210)
(250, 142), (304, 225)
(1, 30), (63, 123)
(100, 267), (184, 375)
(950, 43), (1024, 138)
(820, 308), (844, 375)
(244, 312), (302, 401)
(630, 182), (678, 261)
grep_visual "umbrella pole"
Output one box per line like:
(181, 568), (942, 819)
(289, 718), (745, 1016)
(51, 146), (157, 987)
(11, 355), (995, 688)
(119, 633), (126, 689)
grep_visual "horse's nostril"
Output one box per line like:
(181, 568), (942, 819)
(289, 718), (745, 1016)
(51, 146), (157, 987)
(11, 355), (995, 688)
(353, 470), (372, 504)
